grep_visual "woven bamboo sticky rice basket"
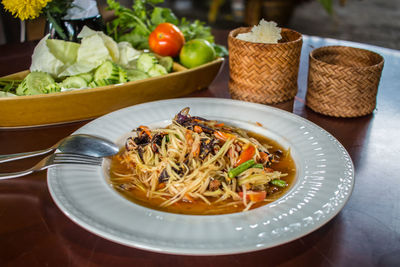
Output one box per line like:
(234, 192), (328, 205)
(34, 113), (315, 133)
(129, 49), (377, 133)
(228, 27), (302, 104)
(306, 46), (384, 117)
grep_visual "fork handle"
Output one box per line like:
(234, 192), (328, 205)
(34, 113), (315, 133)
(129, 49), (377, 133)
(0, 148), (53, 163)
(0, 169), (36, 179)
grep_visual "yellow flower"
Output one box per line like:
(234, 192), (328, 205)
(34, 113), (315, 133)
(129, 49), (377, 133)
(2, 0), (52, 20)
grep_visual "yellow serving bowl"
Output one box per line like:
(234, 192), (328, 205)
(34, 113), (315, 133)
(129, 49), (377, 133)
(0, 58), (224, 128)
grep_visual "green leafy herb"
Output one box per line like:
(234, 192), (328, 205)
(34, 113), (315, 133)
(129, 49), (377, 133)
(179, 18), (214, 43)
(106, 0), (178, 49)
(0, 78), (22, 94)
(106, 0), (228, 57)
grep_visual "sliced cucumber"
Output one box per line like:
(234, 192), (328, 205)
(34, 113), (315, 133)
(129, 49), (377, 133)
(148, 64), (168, 77)
(16, 79), (29, 95)
(16, 72), (55, 96)
(88, 79), (113, 88)
(126, 69), (149, 82)
(94, 61), (120, 84)
(76, 72), (93, 83)
(61, 76), (88, 89)
(43, 83), (61, 94)
(118, 67), (128, 83)
(137, 53), (157, 73)
(158, 56), (173, 72)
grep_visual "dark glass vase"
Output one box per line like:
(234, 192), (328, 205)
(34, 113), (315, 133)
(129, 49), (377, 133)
(46, 14), (105, 42)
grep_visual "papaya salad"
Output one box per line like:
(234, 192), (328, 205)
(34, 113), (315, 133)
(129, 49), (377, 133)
(109, 108), (295, 215)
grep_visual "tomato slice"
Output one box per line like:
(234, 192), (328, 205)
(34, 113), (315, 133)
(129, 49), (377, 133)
(235, 144), (255, 167)
(239, 191), (266, 203)
(148, 22), (185, 57)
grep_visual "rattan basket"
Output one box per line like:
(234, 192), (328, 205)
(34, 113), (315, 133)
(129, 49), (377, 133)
(306, 46), (384, 117)
(228, 27), (302, 104)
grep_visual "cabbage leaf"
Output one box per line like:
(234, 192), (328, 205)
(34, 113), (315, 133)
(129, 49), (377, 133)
(30, 26), (125, 78)
(46, 39), (80, 66)
(30, 35), (65, 77)
(117, 41), (141, 69)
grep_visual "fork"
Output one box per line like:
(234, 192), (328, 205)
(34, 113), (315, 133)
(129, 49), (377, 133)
(0, 153), (103, 180)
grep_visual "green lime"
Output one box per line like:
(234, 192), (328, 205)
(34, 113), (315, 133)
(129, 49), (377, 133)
(179, 39), (216, 68)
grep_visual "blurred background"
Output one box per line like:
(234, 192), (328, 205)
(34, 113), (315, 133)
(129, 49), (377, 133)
(0, 0), (399, 50)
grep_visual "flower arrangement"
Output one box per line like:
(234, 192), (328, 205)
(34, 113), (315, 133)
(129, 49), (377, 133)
(1, 0), (74, 40)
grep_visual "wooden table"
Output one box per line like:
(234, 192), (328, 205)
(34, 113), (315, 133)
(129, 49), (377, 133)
(1, 30), (399, 266)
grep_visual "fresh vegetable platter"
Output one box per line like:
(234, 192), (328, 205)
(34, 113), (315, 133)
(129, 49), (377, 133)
(0, 0), (227, 128)
(0, 58), (223, 128)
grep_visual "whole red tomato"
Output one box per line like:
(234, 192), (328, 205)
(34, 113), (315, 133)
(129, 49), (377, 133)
(149, 22), (185, 57)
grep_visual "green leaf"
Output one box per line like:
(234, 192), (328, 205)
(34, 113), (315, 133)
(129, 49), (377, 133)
(119, 32), (149, 50)
(132, 0), (147, 21)
(106, 0), (121, 11)
(150, 7), (178, 27)
(318, 0), (333, 15)
(148, 0), (164, 4)
(0, 79), (21, 94)
(45, 10), (67, 40)
(213, 44), (228, 57)
(106, 0), (228, 54)
(179, 19), (214, 43)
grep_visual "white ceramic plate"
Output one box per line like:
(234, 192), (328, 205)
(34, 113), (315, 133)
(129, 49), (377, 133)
(47, 98), (354, 255)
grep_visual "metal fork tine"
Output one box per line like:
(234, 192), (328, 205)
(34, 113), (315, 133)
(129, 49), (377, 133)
(53, 153), (103, 165)
(53, 158), (102, 165)
(0, 152), (103, 180)
(54, 153), (102, 161)
(55, 153), (101, 159)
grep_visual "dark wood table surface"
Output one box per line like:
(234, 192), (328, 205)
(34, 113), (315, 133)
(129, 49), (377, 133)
(1, 30), (399, 267)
